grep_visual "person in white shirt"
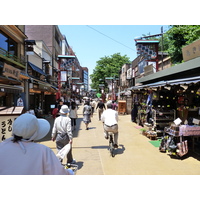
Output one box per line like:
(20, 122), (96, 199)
(90, 99), (96, 117)
(0, 113), (72, 175)
(101, 103), (119, 148)
(69, 101), (78, 131)
(52, 105), (75, 164)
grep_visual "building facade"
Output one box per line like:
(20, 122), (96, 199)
(0, 25), (28, 107)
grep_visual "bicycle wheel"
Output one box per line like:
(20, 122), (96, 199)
(110, 147), (115, 157)
(109, 135), (115, 157)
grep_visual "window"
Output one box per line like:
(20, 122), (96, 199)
(0, 32), (8, 51)
(0, 31), (17, 56)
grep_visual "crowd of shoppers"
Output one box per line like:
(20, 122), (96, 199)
(0, 97), (120, 175)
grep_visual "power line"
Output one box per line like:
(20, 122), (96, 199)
(86, 25), (136, 52)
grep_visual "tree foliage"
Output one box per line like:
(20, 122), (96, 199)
(165, 25), (200, 63)
(90, 53), (130, 92)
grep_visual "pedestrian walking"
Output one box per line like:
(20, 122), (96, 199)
(112, 100), (117, 110)
(96, 99), (106, 120)
(69, 101), (78, 131)
(83, 101), (92, 130)
(0, 113), (72, 175)
(57, 99), (64, 112)
(52, 105), (75, 165)
(90, 99), (96, 117)
(101, 103), (119, 148)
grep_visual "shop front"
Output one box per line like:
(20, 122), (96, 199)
(132, 57), (200, 158)
(0, 61), (28, 108)
(29, 78), (57, 116)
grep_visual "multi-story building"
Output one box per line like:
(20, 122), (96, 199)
(59, 35), (84, 100)
(0, 25), (28, 107)
(25, 25), (84, 113)
(25, 25), (64, 114)
(0, 25), (86, 116)
(82, 67), (89, 96)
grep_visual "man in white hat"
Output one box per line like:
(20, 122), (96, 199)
(0, 113), (73, 175)
(52, 105), (75, 164)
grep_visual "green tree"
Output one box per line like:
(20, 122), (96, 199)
(90, 53), (130, 92)
(166, 25), (200, 63)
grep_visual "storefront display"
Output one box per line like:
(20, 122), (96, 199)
(118, 100), (126, 114)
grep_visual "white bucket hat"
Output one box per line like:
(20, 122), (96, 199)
(12, 113), (50, 141)
(59, 105), (69, 114)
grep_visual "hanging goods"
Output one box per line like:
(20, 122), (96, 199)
(167, 136), (177, 153)
(159, 136), (168, 152)
(176, 136), (188, 157)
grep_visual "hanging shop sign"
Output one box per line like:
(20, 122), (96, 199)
(127, 68), (132, 80)
(39, 84), (49, 91)
(3, 63), (21, 80)
(182, 39), (200, 62)
(61, 71), (67, 81)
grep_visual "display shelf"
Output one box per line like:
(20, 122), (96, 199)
(152, 109), (176, 134)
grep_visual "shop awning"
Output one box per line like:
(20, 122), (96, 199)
(28, 62), (46, 76)
(166, 76), (200, 86)
(20, 71), (30, 80)
(131, 76), (200, 91)
(0, 83), (23, 93)
(136, 56), (200, 84)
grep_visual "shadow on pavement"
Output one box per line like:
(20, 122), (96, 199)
(76, 161), (84, 170)
(91, 144), (125, 155)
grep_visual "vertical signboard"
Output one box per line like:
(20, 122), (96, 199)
(0, 116), (17, 142)
(0, 107), (24, 142)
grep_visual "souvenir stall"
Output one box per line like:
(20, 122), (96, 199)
(133, 78), (200, 158)
(159, 82), (200, 157)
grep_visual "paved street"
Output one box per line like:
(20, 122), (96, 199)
(39, 105), (200, 175)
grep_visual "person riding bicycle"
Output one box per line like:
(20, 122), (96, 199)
(101, 103), (119, 148)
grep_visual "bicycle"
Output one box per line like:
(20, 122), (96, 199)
(108, 133), (115, 157)
(64, 163), (78, 174)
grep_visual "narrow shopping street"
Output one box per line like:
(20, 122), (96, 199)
(39, 105), (200, 175)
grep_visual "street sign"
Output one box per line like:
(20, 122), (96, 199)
(96, 93), (101, 98)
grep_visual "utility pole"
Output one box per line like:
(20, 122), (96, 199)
(24, 40), (36, 111)
(161, 26), (164, 70)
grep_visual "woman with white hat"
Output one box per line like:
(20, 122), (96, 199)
(52, 105), (75, 164)
(0, 113), (72, 175)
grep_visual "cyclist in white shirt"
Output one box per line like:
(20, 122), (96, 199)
(101, 103), (119, 148)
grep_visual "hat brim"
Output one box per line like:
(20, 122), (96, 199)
(59, 110), (69, 114)
(34, 118), (50, 141)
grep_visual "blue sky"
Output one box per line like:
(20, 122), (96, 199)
(58, 25), (169, 77)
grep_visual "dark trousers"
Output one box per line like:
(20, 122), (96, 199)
(71, 118), (76, 127)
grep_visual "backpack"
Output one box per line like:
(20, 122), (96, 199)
(52, 108), (58, 118)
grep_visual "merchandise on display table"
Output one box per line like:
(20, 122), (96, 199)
(159, 134), (188, 157)
(166, 124), (200, 137)
(179, 125), (200, 136)
(152, 109), (176, 135)
(146, 131), (157, 140)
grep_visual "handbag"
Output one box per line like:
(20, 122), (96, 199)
(56, 143), (71, 160)
(176, 136), (188, 157)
